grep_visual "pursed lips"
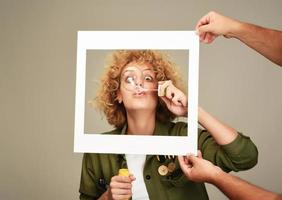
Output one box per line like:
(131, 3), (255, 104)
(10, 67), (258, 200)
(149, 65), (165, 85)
(133, 91), (146, 96)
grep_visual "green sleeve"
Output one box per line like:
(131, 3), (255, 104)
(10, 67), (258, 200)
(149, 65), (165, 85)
(198, 129), (258, 172)
(166, 122), (258, 172)
(79, 153), (100, 200)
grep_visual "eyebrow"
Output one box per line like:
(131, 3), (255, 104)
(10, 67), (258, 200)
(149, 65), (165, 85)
(142, 68), (154, 72)
(122, 68), (154, 73)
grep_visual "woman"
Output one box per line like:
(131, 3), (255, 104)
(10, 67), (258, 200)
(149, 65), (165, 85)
(79, 50), (258, 200)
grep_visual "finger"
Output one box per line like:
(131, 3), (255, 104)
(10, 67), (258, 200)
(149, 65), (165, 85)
(110, 181), (132, 190)
(129, 175), (136, 181)
(183, 155), (189, 164)
(164, 84), (173, 99)
(112, 176), (132, 183)
(199, 32), (207, 42)
(158, 80), (171, 96)
(195, 13), (211, 30)
(204, 32), (214, 44)
(178, 156), (192, 168)
(178, 156), (193, 178)
(178, 156), (185, 167)
(160, 96), (171, 108)
(171, 95), (183, 106)
(187, 154), (198, 165)
(197, 150), (203, 159)
(198, 24), (213, 36)
(112, 193), (132, 200)
(171, 91), (187, 107)
(165, 84), (184, 101)
(176, 94), (188, 107)
(111, 187), (132, 194)
(178, 156), (192, 170)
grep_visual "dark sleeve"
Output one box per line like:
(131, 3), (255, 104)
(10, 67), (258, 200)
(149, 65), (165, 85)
(79, 154), (100, 200)
(198, 129), (258, 172)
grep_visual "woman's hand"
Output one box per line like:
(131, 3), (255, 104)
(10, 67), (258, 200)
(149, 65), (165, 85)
(107, 174), (135, 200)
(159, 81), (188, 117)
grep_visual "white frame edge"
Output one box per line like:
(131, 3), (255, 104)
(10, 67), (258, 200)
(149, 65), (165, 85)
(74, 31), (199, 155)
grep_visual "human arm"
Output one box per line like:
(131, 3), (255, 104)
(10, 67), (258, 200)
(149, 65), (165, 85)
(178, 154), (282, 200)
(160, 81), (238, 145)
(198, 106), (238, 145)
(160, 81), (258, 171)
(195, 11), (282, 66)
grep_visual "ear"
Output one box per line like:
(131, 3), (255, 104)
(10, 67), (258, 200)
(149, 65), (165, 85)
(117, 90), (123, 104)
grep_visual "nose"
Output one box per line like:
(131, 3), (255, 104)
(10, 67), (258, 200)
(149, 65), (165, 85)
(135, 82), (143, 91)
(134, 76), (143, 87)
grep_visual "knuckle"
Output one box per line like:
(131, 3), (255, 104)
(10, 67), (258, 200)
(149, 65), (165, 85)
(209, 11), (215, 15)
(109, 182), (115, 188)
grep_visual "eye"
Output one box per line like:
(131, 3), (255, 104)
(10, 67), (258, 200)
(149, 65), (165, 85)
(144, 75), (153, 82)
(125, 76), (135, 84)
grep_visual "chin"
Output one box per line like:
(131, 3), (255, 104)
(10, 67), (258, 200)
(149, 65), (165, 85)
(129, 105), (156, 111)
(125, 102), (157, 111)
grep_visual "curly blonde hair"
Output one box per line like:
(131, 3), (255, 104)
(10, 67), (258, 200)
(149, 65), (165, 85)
(93, 50), (186, 129)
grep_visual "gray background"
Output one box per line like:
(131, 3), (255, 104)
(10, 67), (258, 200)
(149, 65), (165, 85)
(0, 0), (281, 199)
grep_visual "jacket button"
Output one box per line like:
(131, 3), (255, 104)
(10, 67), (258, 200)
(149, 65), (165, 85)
(146, 175), (151, 180)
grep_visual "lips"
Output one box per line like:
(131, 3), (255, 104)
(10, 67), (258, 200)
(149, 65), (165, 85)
(133, 91), (146, 96)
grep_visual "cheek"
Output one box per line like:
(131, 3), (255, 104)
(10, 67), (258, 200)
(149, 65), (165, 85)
(119, 88), (131, 101)
(148, 93), (158, 105)
(144, 81), (158, 90)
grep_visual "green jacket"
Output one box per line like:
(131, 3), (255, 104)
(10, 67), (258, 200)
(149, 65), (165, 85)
(79, 121), (258, 200)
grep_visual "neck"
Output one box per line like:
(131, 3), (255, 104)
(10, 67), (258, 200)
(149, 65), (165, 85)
(126, 110), (156, 135)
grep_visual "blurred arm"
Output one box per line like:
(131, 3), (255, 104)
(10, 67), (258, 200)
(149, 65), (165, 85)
(178, 154), (282, 200)
(196, 11), (282, 66)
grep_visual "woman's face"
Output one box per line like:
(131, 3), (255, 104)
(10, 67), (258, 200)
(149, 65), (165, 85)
(118, 62), (158, 112)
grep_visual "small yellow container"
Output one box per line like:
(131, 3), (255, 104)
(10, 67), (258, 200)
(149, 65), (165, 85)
(118, 168), (130, 200)
(118, 168), (129, 176)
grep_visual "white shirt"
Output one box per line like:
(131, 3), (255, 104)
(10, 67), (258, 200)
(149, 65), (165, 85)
(125, 154), (150, 200)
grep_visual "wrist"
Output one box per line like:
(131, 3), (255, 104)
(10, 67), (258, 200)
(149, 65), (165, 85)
(99, 189), (111, 200)
(182, 109), (188, 117)
(208, 167), (224, 184)
(227, 19), (244, 39)
(197, 106), (205, 124)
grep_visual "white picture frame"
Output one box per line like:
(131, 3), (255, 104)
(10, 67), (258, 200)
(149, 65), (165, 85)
(74, 31), (199, 155)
